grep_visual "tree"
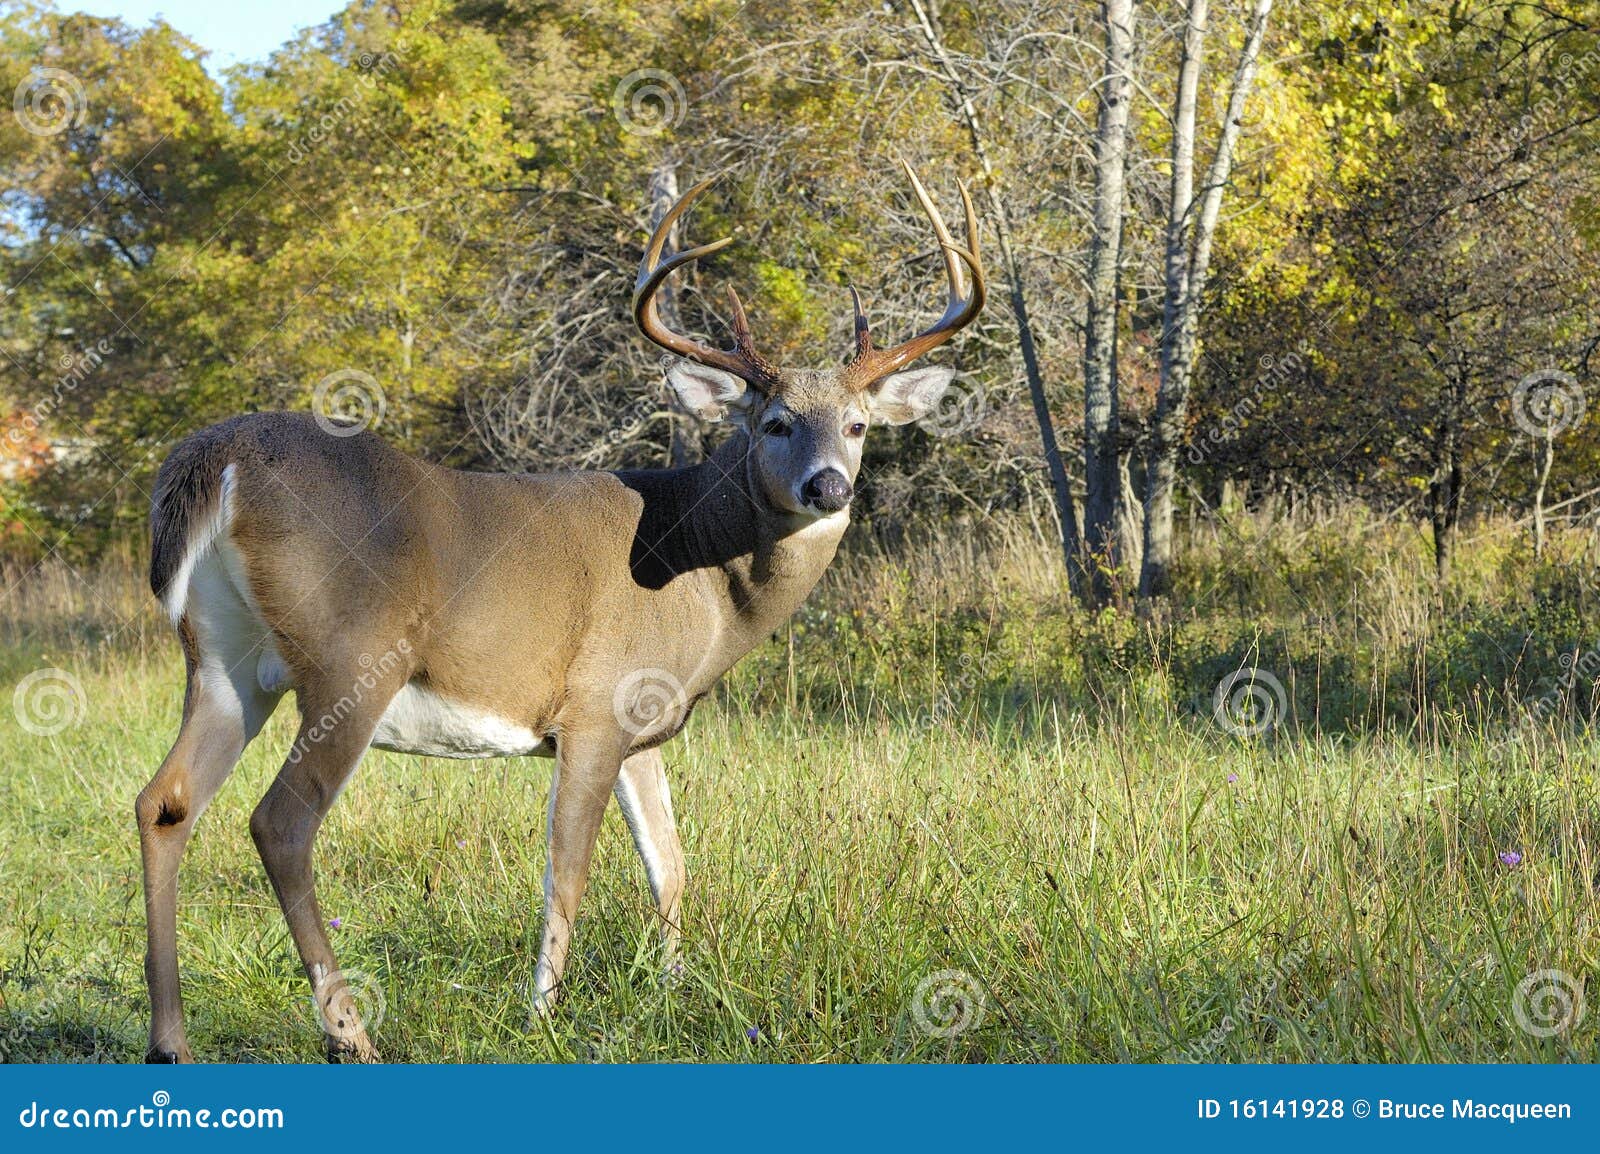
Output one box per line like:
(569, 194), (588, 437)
(1138, 0), (1275, 598)
(1081, 0), (1137, 601)
(0, 2), (528, 553)
(1313, 1), (1600, 578)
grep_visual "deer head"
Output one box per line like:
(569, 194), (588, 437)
(633, 162), (986, 517)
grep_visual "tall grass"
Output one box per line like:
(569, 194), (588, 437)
(1, 507), (1596, 1062)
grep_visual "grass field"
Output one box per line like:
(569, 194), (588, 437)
(1, 513), (1597, 1063)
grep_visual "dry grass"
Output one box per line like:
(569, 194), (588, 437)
(2, 510), (1597, 1062)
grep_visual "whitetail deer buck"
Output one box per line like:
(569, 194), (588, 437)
(136, 163), (984, 1061)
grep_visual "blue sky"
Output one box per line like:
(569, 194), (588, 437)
(63, 1), (340, 69)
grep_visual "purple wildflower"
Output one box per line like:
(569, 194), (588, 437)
(1498, 851), (1523, 867)
(1226, 773), (1238, 784)
(328, 917), (342, 930)
(746, 1026), (760, 1041)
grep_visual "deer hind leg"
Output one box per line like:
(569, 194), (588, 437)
(250, 664), (401, 1062)
(138, 557), (283, 1063)
(531, 728), (632, 1015)
(613, 748), (686, 972)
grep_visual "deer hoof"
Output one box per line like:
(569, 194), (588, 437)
(324, 1036), (382, 1064)
(144, 1044), (194, 1064)
(529, 971), (562, 1020)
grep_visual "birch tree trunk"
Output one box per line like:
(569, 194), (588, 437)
(1139, 0), (1274, 599)
(1081, 0), (1137, 603)
(1533, 429), (1553, 559)
(1117, 448), (1145, 578)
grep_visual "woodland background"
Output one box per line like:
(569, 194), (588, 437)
(2, 0), (1596, 600)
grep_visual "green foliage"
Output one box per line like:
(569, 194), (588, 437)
(0, 1), (529, 556)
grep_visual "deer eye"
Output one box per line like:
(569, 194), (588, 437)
(846, 421), (867, 437)
(761, 417), (792, 438)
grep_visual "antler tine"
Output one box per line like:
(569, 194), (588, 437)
(962, 180), (980, 256)
(726, 284), (754, 348)
(842, 166), (988, 390)
(848, 285), (872, 359)
(632, 177), (778, 385)
(902, 160), (965, 301)
(639, 177), (715, 277)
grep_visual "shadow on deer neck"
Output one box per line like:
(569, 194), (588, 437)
(616, 431), (842, 603)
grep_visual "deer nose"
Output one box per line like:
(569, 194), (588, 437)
(801, 468), (853, 512)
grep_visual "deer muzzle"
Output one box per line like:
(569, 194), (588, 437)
(801, 468), (853, 514)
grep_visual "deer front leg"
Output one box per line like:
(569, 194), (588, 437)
(613, 747), (686, 973)
(531, 729), (630, 1014)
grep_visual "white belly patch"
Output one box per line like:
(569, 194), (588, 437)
(370, 682), (546, 759)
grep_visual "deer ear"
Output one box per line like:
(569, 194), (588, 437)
(866, 366), (955, 426)
(666, 360), (755, 422)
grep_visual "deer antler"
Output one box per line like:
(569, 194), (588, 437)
(842, 162), (986, 391)
(633, 177), (781, 387)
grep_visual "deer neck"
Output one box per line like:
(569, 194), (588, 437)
(620, 431), (846, 639)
